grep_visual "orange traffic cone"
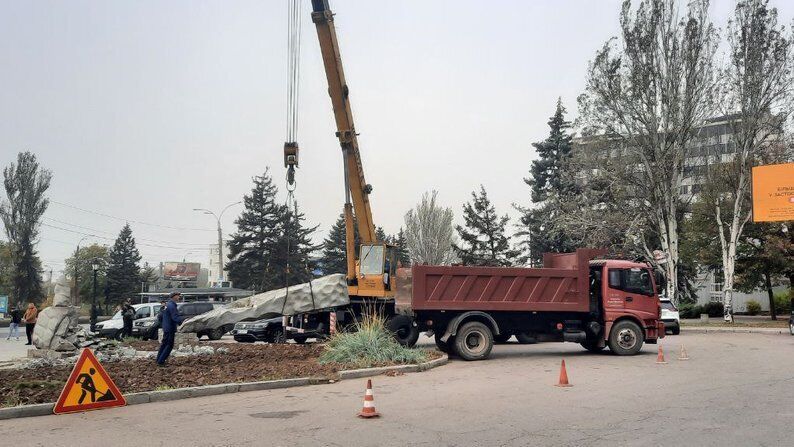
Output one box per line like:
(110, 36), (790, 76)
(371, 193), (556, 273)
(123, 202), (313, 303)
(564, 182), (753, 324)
(357, 379), (380, 418)
(656, 345), (667, 364)
(678, 344), (689, 361)
(555, 359), (572, 387)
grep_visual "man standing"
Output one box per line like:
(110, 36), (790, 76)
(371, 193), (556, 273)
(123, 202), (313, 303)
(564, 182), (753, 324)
(122, 301), (135, 338)
(156, 292), (183, 367)
(6, 306), (21, 341)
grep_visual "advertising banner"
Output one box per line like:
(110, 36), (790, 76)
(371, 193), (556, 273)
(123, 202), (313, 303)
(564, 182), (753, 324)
(752, 162), (794, 222)
(162, 262), (200, 281)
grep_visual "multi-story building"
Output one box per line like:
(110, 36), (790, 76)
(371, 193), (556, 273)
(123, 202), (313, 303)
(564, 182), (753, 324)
(572, 115), (786, 310)
(207, 242), (232, 288)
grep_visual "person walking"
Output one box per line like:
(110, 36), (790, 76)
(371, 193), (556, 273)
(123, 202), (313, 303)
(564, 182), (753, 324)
(156, 292), (183, 367)
(122, 300), (135, 338)
(6, 306), (21, 341)
(23, 303), (38, 345)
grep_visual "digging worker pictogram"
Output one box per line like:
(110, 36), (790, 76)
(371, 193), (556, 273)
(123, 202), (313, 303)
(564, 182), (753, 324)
(76, 368), (99, 404)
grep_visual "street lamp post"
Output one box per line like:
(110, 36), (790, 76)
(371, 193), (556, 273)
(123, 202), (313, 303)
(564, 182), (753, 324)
(73, 235), (90, 306)
(193, 201), (241, 286)
(90, 259), (99, 332)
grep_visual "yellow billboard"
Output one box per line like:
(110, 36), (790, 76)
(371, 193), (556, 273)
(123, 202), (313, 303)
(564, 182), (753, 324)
(752, 162), (794, 222)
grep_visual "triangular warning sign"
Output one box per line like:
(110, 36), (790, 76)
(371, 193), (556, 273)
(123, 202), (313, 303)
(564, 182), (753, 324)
(53, 348), (126, 414)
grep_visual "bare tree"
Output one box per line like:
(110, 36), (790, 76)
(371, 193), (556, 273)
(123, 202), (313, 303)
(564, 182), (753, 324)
(708, 0), (793, 321)
(578, 0), (717, 304)
(404, 191), (458, 265)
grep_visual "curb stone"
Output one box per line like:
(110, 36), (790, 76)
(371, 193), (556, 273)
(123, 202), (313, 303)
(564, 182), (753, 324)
(681, 326), (788, 335)
(0, 354), (448, 420)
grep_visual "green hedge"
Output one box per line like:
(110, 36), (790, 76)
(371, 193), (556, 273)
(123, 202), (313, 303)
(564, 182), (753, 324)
(745, 300), (761, 316)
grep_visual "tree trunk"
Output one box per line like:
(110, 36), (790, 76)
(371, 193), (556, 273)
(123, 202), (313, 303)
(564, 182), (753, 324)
(765, 271), (776, 320)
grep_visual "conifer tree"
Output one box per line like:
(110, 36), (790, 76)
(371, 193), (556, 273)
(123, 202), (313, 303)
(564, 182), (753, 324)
(227, 169), (286, 291)
(394, 227), (410, 267)
(454, 186), (519, 267)
(319, 212), (360, 275)
(105, 224), (141, 306)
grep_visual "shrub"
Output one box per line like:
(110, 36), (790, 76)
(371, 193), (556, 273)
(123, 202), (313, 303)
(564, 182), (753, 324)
(679, 304), (704, 319)
(704, 301), (724, 318)
(319, 313), (428, 367)
(745, 300), (761, 316)
(774, 292), (791, 315)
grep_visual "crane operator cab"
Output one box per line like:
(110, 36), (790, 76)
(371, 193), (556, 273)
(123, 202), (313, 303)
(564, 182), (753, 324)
(355, 243), (397, 297)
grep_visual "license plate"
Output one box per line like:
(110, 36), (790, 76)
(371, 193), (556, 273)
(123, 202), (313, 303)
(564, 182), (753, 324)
(238, 329), (248, 334)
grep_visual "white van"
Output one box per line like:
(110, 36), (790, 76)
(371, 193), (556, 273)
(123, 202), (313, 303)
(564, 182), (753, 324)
(94, 303), (162, 339)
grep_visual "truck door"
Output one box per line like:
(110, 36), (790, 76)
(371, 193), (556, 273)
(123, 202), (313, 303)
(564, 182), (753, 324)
(606, 267), (658, 320)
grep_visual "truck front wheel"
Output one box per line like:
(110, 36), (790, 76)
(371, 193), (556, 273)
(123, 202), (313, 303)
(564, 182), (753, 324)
(453, 322), (494, 361)
(387, 315), (420, 347)
(608, 320), (644, 356)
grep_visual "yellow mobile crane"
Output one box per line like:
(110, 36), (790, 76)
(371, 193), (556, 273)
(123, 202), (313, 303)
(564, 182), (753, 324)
(286, 0), (396, 300)
(283, 0), (417, 344)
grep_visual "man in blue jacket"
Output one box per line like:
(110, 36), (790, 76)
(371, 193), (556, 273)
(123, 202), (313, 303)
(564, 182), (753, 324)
(156, 292), (184, 366)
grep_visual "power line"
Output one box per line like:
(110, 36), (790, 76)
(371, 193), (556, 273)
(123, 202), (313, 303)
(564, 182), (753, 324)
(42, 216), (214, 247)
(41, 223), (212, 251)
(50, 200), (217, 232)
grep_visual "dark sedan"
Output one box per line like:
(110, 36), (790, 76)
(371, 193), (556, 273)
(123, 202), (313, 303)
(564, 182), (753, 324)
(231, 317), (284, 343)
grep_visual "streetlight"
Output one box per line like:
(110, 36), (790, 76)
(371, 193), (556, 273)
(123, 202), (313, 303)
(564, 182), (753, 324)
(90, 258), (99, 332)
(193, 201), (241, 286)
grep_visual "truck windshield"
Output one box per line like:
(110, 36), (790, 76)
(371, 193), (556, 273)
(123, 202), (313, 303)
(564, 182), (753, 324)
(360, 244), (385, 275)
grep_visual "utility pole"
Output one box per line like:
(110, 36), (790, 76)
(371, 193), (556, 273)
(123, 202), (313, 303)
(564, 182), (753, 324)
(73, 235), (90, 306)
(90, 259), (99, 332)
(193, 201), (241, 286)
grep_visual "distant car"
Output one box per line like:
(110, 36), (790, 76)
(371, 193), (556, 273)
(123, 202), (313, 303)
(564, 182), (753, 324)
(660, 299), (680, 335)
(132, 302), (228, 340)
(231, 316), (285, 343)
(95, 303), (162, 340)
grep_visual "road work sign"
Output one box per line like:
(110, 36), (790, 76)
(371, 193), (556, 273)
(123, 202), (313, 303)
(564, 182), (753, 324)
(752, 162), (794, 222)
(53, 348), (126, 414)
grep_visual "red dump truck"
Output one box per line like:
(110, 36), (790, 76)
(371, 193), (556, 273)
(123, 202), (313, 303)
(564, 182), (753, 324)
(406, 249), (665, 360)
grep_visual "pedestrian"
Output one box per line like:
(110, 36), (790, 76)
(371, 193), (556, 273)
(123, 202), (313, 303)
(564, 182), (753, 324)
(6, 306), (21, 341)
(122, 300), (135, 338)
(156, 292), (184, 367)
(23, 303), (38, 345)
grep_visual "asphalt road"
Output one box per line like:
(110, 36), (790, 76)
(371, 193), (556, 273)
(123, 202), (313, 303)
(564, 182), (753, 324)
(2, 332), (793, 446)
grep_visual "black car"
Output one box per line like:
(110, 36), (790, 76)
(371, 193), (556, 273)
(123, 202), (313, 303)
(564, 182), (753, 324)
(133, 302), (228, 340)
(231, 316), (286, 343)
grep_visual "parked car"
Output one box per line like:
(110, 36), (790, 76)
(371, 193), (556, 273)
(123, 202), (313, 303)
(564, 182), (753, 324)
(660, 299), (680, 335)
(95, 303), (162, 340)
(231, 316), (285, 343)
(132, 301), (228, 340)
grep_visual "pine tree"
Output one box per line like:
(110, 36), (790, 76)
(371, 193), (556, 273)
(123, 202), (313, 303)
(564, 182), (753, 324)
(375, 226), (389, 244)
(453, 186), (519, 267)
(319, 212), (360, 275)
(394, 227), (410, 267)
(517, 100), (576, 265)
(105, 224), (141, 307)
(226, 169), (285, 291)
(272, 205), (319, 287)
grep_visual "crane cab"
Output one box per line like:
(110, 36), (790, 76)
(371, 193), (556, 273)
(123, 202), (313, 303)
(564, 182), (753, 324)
(350, 243), (397, 298)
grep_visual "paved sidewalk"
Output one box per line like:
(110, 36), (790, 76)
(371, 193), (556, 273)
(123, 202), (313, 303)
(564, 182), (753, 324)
(0, 327), (31, 364)
(681, 325), (789, 335)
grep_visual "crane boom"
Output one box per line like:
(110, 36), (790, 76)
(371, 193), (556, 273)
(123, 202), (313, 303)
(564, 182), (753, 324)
(311, 0), (389, 292)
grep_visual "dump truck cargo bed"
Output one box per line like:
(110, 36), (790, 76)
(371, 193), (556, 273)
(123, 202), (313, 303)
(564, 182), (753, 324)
(411, 249), (605, 313)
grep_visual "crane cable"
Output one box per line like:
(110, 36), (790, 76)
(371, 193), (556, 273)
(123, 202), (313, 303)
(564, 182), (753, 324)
(282, 0), (303, 321)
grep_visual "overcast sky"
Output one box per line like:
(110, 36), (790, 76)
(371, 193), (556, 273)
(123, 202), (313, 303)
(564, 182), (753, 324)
(1, 0), (792, 277)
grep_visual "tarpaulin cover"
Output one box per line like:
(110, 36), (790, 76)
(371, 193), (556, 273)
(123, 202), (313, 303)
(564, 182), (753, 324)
(178, 274), (349, 333)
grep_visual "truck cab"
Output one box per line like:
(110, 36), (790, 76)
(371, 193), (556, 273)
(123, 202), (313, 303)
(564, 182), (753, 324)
(350, 243), (397, 298)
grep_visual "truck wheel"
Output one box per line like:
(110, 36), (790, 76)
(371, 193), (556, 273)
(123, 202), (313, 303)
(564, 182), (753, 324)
(608, 320), (644, 356)
(453, 322), (493, 361)
(494, 332), (512, 344)
(515, 332), (537, 344)
(387, 315), (420, 347)
(208, 328), (224, 340)
(434, 332), (455, 354)
(580, 339), (606, 353)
